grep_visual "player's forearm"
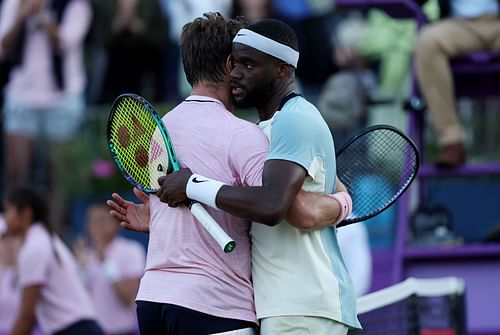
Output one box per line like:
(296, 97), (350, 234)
(216, 185), (293, 226)
(11, 286), (39, 335)
(10, 315), (35, 335)
(286, 191), (342, 230)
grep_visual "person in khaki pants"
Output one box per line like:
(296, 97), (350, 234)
(415, 0), (500, 167)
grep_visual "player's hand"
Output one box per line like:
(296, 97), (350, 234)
(157, 168), (193, 207)
(107, 188), (150, 233)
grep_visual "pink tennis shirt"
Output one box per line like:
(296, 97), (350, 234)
(18, 224), (96, 334)
(84, 237), (145, 334)
(136, 96), (269, 324)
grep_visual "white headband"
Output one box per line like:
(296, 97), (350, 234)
(233, 29), (299, 68)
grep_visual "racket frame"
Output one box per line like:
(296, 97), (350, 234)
(336, 124), (420, 226)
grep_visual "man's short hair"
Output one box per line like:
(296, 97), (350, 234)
(180, 13), (246, 87)
(246, 19), (299, 52)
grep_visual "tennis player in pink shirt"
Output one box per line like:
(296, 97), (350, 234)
(108, 13), (345, 335)
(4, 187), (104, 335)
(75, 203), (146, 335)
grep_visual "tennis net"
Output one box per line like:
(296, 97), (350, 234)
(349, 277), (466, 335)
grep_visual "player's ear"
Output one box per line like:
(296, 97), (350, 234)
(225, 55), (234, 74)
(276, 63), (293, 78)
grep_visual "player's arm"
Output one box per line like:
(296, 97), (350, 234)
(157, 159), (306, 226)
(10, 285), (40, 335)
(286, 177), (352, 230)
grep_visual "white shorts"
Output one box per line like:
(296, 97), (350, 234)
(260, 316), (349, 335)
(3, 94), (84, 142)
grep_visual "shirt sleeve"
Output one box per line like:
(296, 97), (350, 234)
(267, 110), (319, 174)
(228, 123), (269, 187)
(18, 237), (52, 287)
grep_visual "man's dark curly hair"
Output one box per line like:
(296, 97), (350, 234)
(180, 13), (247, 87)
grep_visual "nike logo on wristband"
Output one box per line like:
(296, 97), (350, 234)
(192, 177), (209, 183)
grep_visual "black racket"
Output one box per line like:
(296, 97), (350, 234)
(336, 125), (420, 227)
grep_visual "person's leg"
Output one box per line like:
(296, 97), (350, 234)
(45, 95), (85, 231)
(3, 97), (37, 185)
(415, 19), (486, 166)
(260, 316), (349, 335)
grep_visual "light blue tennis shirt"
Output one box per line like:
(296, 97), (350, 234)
(251, 95), (361, 329)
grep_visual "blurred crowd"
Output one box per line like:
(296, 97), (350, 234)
(0, 189), (145, 335)
(0, 0), (423, 198)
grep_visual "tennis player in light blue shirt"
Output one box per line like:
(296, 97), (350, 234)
(158, 18), (361, 335)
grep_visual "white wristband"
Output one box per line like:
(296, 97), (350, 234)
(186, 174), (226, 210)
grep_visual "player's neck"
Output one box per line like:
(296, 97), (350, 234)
(257, 81), (296, 121)
(191, 82), (234, 112)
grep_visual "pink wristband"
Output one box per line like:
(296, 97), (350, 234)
(329, 191), (353, 225)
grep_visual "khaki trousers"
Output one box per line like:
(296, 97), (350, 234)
(415, 16), (500, 145)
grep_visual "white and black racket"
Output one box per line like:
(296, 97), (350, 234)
(336, 125), (420, 227)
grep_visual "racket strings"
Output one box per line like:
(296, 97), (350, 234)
(108, 97), (169, 191)
(337, 128), (418, 222)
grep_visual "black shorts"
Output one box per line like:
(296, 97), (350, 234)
(53, 319), (104, 335)
(136, 301), (256, 335)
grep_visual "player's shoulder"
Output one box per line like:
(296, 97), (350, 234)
(275, 96), (324, 131)
(282, 95), (319, 114)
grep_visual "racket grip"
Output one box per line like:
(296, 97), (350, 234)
(189, 202), (236, 253)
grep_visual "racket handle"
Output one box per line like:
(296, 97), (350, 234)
(189, 202), (236, 253)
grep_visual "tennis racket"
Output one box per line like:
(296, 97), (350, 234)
(107, 93), (236, 253)
(336, 125), (420, 227)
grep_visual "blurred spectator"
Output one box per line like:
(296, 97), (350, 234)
(96, 0), (167, 103)
(0, 215), (22, 335)
(317, 11), (371, 145)
(0, 0), (93, 187)
(4, 186), (103, 335)
(160, 0), (232, 98)
(337, 222), (372, 297)
(74, 202), (145, 335)
(272, 0), (336, 103)
(414, 0), (500, 167)
(230, 0), (273, 22)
